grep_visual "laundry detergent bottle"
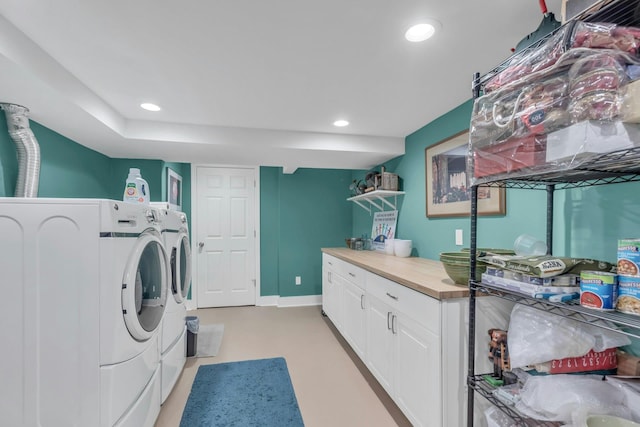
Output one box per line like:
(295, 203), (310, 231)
(123, 168), (150, 205)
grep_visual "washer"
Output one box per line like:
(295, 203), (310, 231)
(153, 206), (192, 403)
(0, 198), (168, 427)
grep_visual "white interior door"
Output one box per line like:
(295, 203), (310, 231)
(195, 166), (257, 307)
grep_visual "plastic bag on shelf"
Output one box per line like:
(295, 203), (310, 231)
(508, 305), (630, 368)
(469, 46), (640, 186)
(484, 406), (519, 427)
(607, 376), (640, 423)
(515, 374), (632, 425)
(478, 253), (616, 278)
(484, 22), (640, 93)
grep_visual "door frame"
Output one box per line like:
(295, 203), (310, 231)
(187, 164), (261, 310)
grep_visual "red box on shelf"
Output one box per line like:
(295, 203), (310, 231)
(473, 134), (547, 179)
(548, 348), (617, 374)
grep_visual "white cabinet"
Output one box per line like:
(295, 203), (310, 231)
(366, 272), (441, 427)
(395, 313), (440, 427)
(322, 251), (510, 427)
(341, 278), (367, 360)
(366, 294), (395, 395)
(322, 253), (366, 348)
(322, 254), (342, 330)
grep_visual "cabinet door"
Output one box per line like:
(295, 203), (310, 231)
(395, 313), (441, 427)
(322, 265), (342, 330)
(342, 279), (367, 359)
(366, 294), (394, 396)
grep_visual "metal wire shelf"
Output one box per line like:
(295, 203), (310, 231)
(474, 0), (640, 93)
(469, 375), (561, 427)
(473, 145), (640, 189)
(467, 2), (640, 425)
(472, 281), (640, 339)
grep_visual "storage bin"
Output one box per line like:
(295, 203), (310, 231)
(186, 316), (199, 357)
(380, 172), (399, 191)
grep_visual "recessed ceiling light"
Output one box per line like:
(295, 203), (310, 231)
(333, 119), (349, 127)
(405, 21), (439, 42)
(140, 103), (161, 112)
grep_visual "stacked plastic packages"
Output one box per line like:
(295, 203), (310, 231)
(469, 22), (640, 185)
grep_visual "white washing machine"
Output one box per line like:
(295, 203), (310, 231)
(0, 198), (169, 427)
(153, 206), (192, 403)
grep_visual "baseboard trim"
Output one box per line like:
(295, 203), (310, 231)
(257, 295), (322, 307)
(257, 295), (279, 306)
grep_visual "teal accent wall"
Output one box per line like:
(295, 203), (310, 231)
(260, 167), (353, 297)
(0, 115), (112, 198)
(353, 100), (640, 263)
(260, 167), (281, 296)
(0, 114), (191, 224)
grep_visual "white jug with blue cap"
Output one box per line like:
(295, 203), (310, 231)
(123, 168), (150, 205)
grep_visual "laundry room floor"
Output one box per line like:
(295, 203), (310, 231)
(155, 305), (412, 427)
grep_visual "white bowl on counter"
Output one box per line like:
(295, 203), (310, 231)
(394, 239), (412, 258)
(385, 239), (395, 255)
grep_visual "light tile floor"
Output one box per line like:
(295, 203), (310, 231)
(155, 305), (412, 427)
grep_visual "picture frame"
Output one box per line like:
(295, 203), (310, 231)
(425, 130), (505, 218)
(167, 168), (182, 211)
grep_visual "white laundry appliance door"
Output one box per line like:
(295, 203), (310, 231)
(122, 231), (169, 341)
(171, 231), (192, 303)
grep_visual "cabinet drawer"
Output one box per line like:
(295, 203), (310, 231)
(337, 261), (366, 289)
(323, 253), (338, 271)
(367, 272), (440, 334)
(324, 255), (366, 289)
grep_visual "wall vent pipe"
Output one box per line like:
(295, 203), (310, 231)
(1, 103), (40, 197)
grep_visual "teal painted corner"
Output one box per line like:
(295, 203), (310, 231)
(260, 167), (353, 298)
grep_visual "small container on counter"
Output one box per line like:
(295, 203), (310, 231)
(580, 271), (618, 311)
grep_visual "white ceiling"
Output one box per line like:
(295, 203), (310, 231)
(0, 0), (562, 171)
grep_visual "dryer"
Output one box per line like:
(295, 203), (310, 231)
(154, 206), (192, 403)
(0, 198), (169, 427)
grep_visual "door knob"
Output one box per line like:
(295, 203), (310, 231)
(198, 242), (204, 251)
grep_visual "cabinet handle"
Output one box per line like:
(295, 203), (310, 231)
(328, 261), (333, 265)
(392, 314), (397, 335)
(387, 312), (392, 330)
(386, 292), (398, 301)
(360, 294), (365, 310)
(348, 272), (356, 277)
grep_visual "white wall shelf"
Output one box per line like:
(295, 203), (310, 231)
(347, 190), (405, 213)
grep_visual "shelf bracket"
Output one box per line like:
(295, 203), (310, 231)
(347, 190), (405, 214)
(375, 195), (396, 210)
(352, 199), (372, 213)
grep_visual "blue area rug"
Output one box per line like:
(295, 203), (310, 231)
(180, 357), (305, 427)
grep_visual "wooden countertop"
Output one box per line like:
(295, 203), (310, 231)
(321, 248), (469, 300)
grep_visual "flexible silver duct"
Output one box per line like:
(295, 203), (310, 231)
(1, 103), (40, 197)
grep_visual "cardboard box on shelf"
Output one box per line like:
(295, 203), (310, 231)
(617, 351), (640, 376)
(545, 120), (640, 163)
(547, 348), (617, 374)
(474, 134), (547, 179)
(622, 79), (640, 123)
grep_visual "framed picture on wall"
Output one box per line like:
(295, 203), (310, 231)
(425, 130), (505, 218)
(167, 168), (182, 211)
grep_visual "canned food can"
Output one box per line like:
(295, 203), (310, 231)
(618, 239), (640, 276)
(617, 275), (640, 316)
(580, 271), (618, 311)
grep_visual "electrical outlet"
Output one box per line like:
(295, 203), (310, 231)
(295, 276), (301, 285)
(455, 229), (463, 246)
